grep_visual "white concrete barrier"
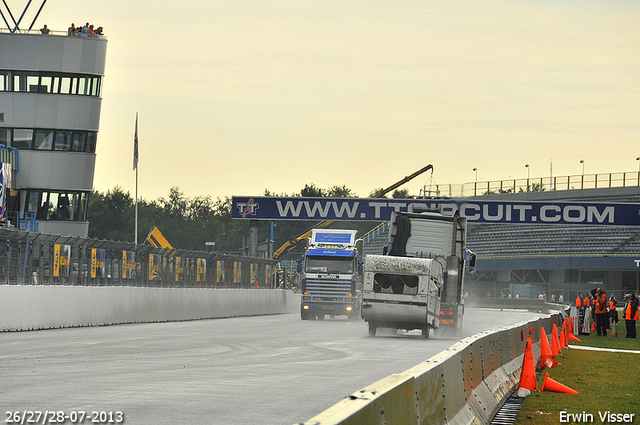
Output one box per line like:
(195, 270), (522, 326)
(0, 285), (300, 331)
(300, 313), (563, 425)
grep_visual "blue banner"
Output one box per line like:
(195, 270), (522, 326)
(232, 196), (640, 226)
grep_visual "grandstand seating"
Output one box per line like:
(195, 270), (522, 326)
(362, 223), (640, 259)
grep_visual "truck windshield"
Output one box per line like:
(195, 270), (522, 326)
(305, 256), (354, 274)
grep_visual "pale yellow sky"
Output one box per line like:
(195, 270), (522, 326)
(20, 0), (640, 200)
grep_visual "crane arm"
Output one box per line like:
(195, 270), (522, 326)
(273, 164), (434, 260)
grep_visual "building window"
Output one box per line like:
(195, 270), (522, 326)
(12, 129), (33, 149)
(0, 128), (10, 144)
(54, 130), (72, 151)
(34, 129), (54, 150)
(60, 76), (72, 94)
(0, 70), (102, 97)
(0, 71), (7, 91)
(72, 131), (85, 151)
(19, 190), (89, 221)
(3, 127), (97, 152)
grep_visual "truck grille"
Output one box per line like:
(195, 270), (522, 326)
(305, 279), (352, 296)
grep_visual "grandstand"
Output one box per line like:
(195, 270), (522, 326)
(362, 184), (640, 300)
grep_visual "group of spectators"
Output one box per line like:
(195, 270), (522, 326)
(39, 22), (104, 36)
(68, 22), (104, 36)
(575, 289), (638, 338)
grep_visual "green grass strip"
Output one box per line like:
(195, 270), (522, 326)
(514, 322), (639, 424)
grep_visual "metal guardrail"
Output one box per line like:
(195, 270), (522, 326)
(0, 228), (277, 287)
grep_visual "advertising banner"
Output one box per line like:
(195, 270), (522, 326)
(122, 251), (135, 279)
(175, 257), (184, 282)
(197, 258), (206, 282)
(217, 260), (225, 284)
(234, 262), (241, 284)
(231, 196), (640, 226)
(148, 254), (162, 280)
(91, 248), (106, 279)
(53, 244), (71, 277)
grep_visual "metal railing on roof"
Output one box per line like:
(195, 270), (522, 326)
(458, 171), (640, 197)
(0, 28), (106, 39)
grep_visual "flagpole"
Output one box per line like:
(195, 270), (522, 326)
(134, 113), (139, 245)
(135, 157), (138, 245)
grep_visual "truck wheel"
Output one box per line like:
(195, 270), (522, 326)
(301, 310), (311, 320)
(317, 314), (325, 320)
(422, 327), (430, 339)
(368, 322), (377, 337)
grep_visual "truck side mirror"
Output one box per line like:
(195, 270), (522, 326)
(468, 253), (477, 272)
(296, 259), (302, 274)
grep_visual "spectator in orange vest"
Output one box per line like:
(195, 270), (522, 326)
(623, 293), (639, 338)
(609, 295), (618, 324)
(592, 288), (608, 336)
(575, 294), (583, 307)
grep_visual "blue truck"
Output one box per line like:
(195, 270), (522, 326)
(298, 229), (362, 320)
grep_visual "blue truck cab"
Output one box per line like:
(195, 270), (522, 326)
(299, 229), (362, 320)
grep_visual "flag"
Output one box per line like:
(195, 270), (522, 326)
(133, 113), (139, 170)
(0, 166), (5, 221)
(0, 163), (9, 221)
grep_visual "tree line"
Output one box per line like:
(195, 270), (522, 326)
(87, 185), (411, 257)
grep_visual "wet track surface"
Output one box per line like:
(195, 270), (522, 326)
(1, 309), (543, 425)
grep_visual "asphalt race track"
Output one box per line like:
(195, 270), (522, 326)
(1, 308), (544, 425)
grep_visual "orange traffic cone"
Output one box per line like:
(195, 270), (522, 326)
(551, 324), (562, 355)
(568, 317), (579, 341)
(610, 320), (618, 337)
(539, 327), (557, 369)
(591, 322), (596, 331)
(541, 372), (579, 394)
(568, 333), (581, 342)
(560, 324), (568, 349)
(568, 316), (573, 333)
(518, 337), (538, 391)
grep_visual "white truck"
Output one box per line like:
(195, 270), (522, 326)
(298, 229), (363, 320)
(361, 209), (475, 338)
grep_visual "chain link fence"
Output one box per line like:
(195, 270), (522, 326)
(0, 229), (279, 288)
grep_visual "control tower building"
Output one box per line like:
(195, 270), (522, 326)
(0, 4), (107, 236)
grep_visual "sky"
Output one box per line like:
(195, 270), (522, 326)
(12, 0), (640, 201)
